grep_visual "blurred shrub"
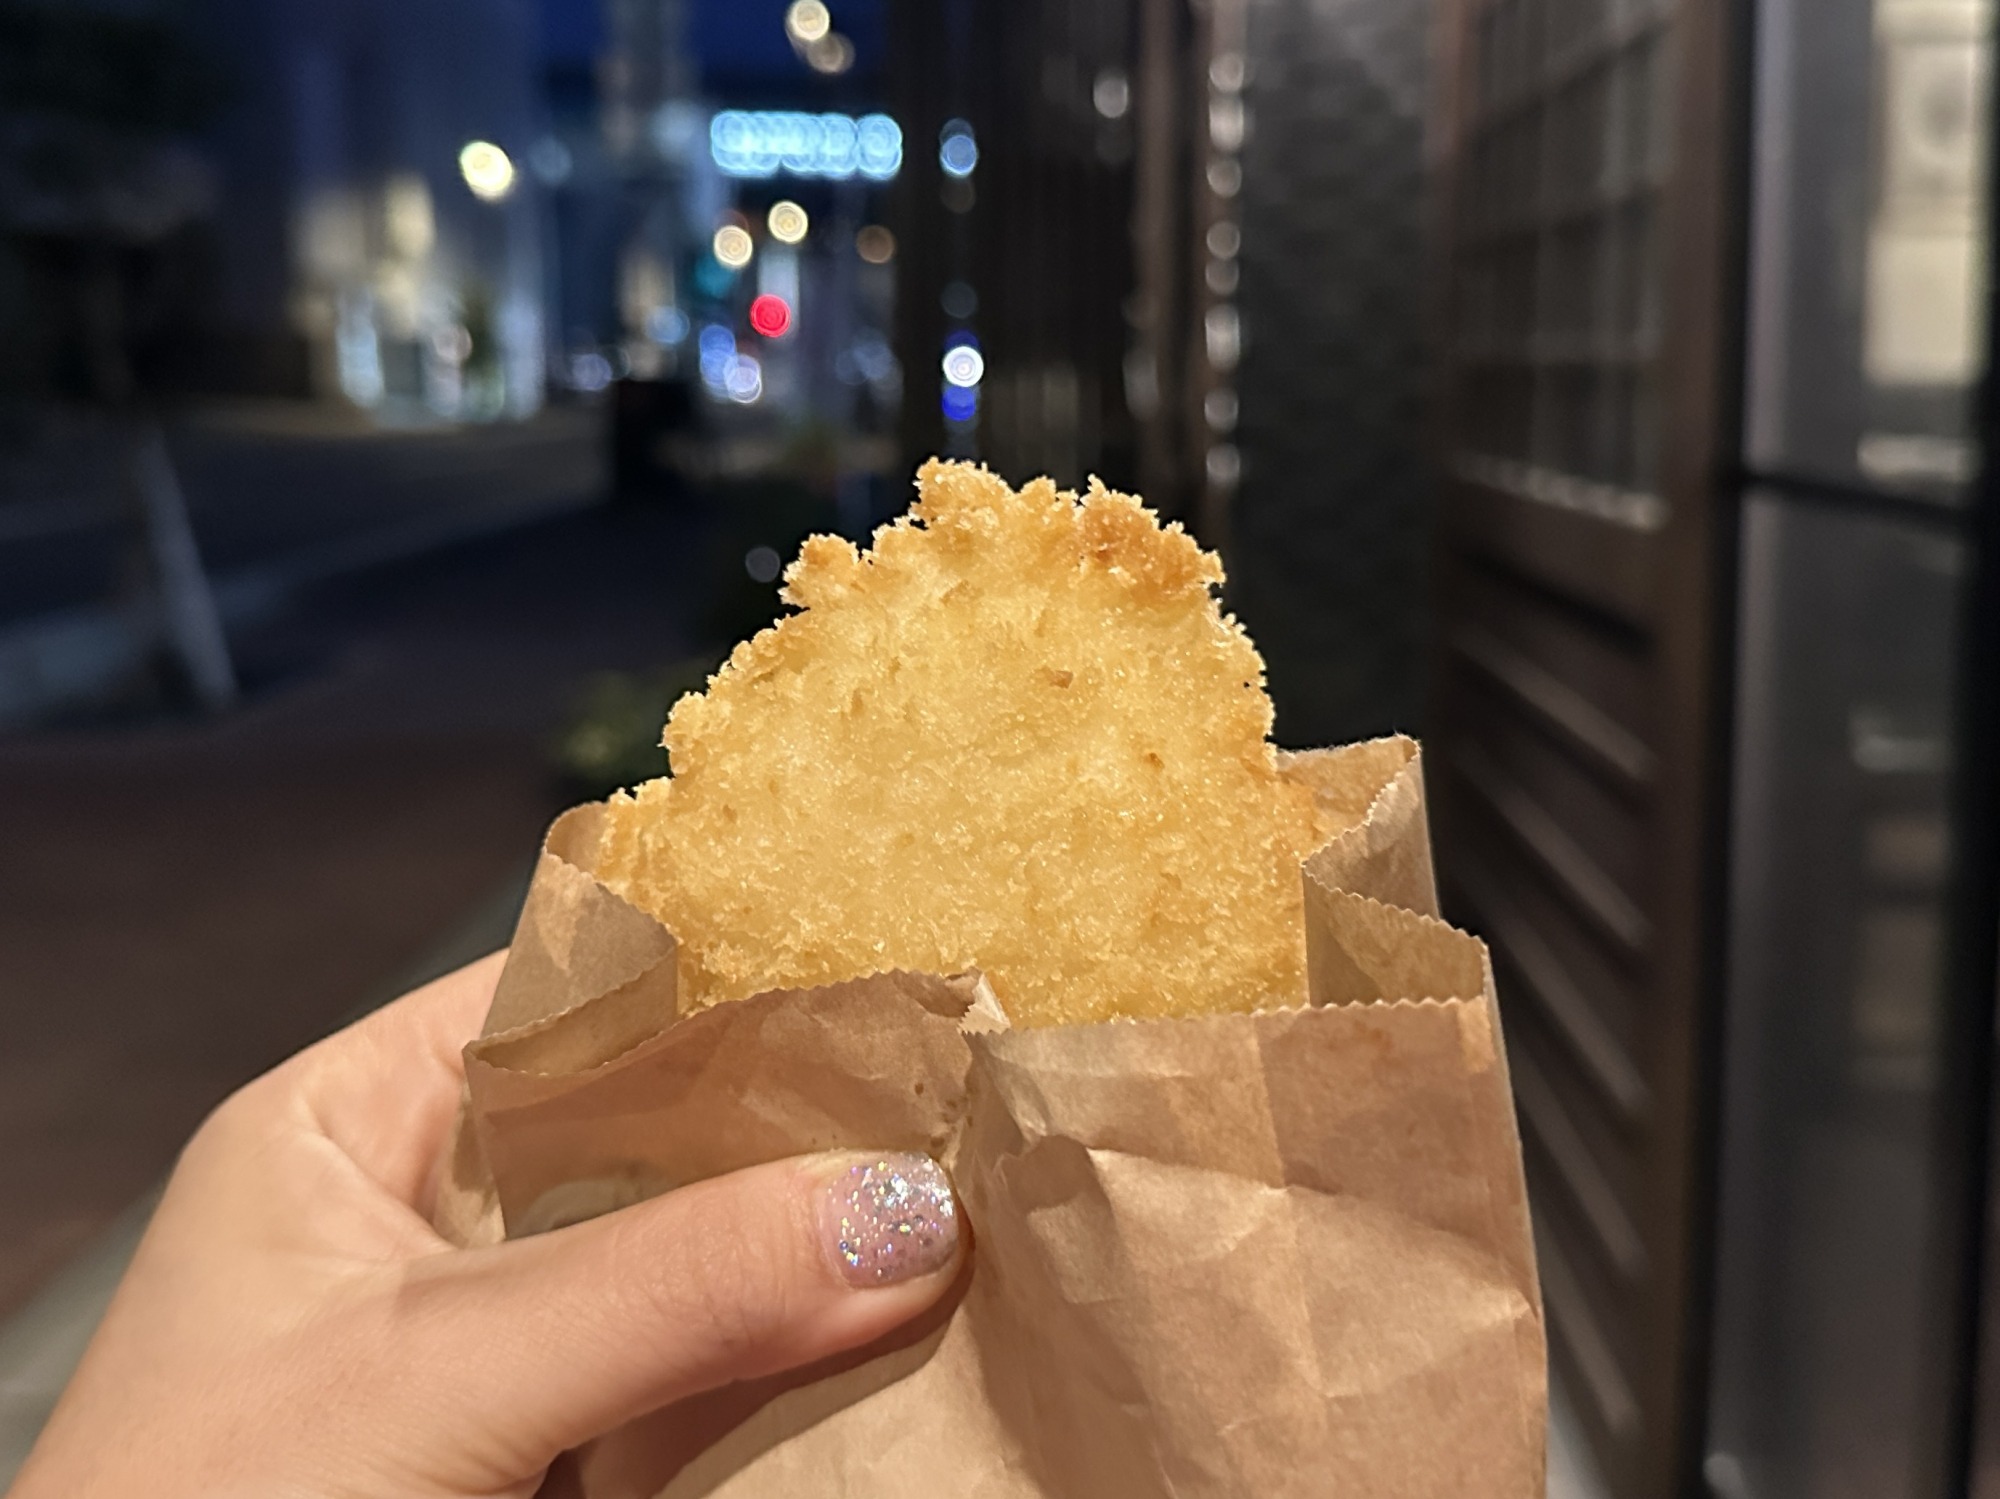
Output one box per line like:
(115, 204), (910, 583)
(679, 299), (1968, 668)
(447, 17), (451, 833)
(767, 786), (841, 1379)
(778, 417), (844, 497)
(554, 657), (717, 800)
(558, 476), (859, 799)
(697, 477), (840, 646)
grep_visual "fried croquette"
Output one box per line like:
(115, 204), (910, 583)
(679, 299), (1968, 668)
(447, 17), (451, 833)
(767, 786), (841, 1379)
(594, 459), (1337, 1026)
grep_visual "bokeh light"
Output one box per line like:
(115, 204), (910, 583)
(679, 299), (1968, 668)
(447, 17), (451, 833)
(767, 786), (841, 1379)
(646, 307), (690, 345)
(941, 344), (985, 388)
(939, 120), (978, 178)
(767, 200), (809, 244)
(749, 294), (793, 338)
(712, 224), (754, 269)
(723, 353), (764, 403)
(691, 254), (735, 298)
(805, 33), (855, 74)
(940, 280), (978, 319)
(569, 351), (612, 392)
(784, 0), (831, 44)
(710, 111), (902, 181)
(457, 141), (516, 202)
(528, 136), (573, 186)
(1093, 70), (1131, 120)
(941, 383), (979, 422)
(856, 225), (895, 264)
(697, 324), (735, 387)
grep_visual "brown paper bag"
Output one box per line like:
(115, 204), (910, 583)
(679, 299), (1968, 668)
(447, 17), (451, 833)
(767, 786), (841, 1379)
(435, 735), (1546, 1497)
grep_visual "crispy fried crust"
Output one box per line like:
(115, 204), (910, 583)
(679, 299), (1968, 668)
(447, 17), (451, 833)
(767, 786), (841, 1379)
(594, 460), (1335, 1026)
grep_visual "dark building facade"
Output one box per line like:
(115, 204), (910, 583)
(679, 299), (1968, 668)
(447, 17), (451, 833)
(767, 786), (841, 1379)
(884, 0), (1436, 747)
(184, 0), (548, 411)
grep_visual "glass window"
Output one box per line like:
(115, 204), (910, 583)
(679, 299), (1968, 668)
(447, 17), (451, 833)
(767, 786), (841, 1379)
(1707, 492), (1966, 1496)
(1743, 0), (1993, 497)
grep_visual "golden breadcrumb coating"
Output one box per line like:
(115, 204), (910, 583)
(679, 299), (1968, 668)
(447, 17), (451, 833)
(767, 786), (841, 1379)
(594, 459), (1336, 1026)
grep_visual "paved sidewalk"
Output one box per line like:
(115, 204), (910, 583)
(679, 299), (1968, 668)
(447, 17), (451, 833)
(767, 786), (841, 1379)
(0, 403), (606, 727)
(0, 500), (703, 1325)
(0, 403), (605, 629)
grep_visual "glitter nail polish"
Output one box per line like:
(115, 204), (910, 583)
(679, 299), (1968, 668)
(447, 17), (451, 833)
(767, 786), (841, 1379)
(819, 1154), (959, 1287)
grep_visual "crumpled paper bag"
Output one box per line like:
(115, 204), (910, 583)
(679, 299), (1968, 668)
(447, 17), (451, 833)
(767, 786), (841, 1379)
(433, 735), (1546, 1498)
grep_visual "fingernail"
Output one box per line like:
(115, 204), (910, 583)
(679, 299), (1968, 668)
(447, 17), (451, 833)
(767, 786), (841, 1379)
(818, 1154), (959, 1287)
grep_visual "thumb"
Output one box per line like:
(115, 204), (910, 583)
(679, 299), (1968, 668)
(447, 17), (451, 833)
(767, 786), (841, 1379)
(404, 1152), (961, 1472)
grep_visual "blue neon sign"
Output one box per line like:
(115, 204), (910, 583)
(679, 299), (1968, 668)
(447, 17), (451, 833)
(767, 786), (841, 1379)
(709, 112), (903, 181)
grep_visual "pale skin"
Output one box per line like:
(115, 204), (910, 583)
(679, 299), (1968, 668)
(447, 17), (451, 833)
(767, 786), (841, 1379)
(7, 953), (961, 1499)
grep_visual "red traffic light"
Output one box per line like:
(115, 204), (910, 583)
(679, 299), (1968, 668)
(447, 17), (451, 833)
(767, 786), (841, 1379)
(749, 294), (793, 338)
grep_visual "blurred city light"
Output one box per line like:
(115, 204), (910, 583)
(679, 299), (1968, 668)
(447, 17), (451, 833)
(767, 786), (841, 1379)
(723, 353), (764, 403)
(744, 545), (784, 583)
(758, 245), (801, 310)
(649, 101), (706, 162)
(856, 225), (895, 264)
(383, 175), (434, 259)
(805, 33), (855, 74)
(457, 141), (516, 202)
(767, 200), (810, 244)
(837, 333), (898, 388)
(646, 307), (690, 345)
(431, 325), (473, 364)
(942, 344), (985, 388)
(710, 111), (902, 181)
(1204, 386), (1240, 432)
(697, 324), (735, 387)
(1093, 70), (1131, 120)
(939, 120), (979, 178)
(1209, 96), (1246, 152)
(299, 189), (369, 284)
(691, 254), (736, 298)
(713, 224), (755, 269)
(941, 281), (978, 319)
(569, 351), (613, 392)
(1207, 158), (1242, 197)
(784, 0), (831, 44)
(335, 298), (384, 407)
(1206, 221), (1241, 258)
(749, 294), (793, 338)
(1204, 304), (1241, 369)
(527, 137), (573, 186)
(941, 383), (979, 423)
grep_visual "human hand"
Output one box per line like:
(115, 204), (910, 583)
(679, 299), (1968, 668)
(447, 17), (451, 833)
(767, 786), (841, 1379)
(8, 953), (961, 1499)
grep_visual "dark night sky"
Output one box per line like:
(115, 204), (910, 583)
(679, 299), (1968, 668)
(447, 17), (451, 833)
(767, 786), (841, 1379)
(535, 0), (886, 87)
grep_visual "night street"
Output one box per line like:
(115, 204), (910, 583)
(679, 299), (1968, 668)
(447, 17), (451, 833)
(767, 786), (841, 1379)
(0, 491), (709, 1319)
(5, 0), (1998, 1492)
